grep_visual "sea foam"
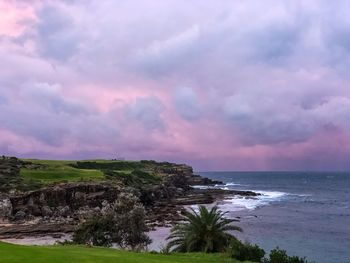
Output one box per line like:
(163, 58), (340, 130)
(215, 181), (290, 211)
(219, 190), (288, 211)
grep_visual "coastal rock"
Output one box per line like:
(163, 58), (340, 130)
(0, 223), (74, 238)
(28, 204), (41, 216)
(57, 206), (70, 217)
(8, 183), (121, 220)
(14, 210), (26, 221)
(0, 197), (12, 220)
(41, 206), (53, 217)
(186, 174), (223, 186)
(156, 163), (222, 186)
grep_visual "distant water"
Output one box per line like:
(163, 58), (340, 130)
(198, 172), (350, 263)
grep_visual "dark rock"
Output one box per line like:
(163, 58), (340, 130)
(0, 197), (12, 220)
(57, 206), (70, 217)
(186, 174), (223, 186)
(0, 223), (74, 238)
(28, 205), (41, 216)
(9, 182), (121, 220)
(41, 206), (53, 217)
(14, 210), (26, 221)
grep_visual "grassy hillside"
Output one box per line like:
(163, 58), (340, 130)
(19, 159), (158, 186)
(20, 165), (104, 184)
(0, 242), (252, 263)
(0, 157), (187, 191)
(18, 160), (104, 185)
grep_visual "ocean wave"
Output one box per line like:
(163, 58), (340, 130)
(192, 182), (242, 189)
(192, 185), (217, 189)
(223, 182), (242, 186)
(219, 190), (289, 211)
(193, 182), (309, 211)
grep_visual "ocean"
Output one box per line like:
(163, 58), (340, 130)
(198, 172), (350, 263)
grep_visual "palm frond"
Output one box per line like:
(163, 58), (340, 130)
(166, 205), (242, 253)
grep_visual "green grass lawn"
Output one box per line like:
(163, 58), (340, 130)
(20, 159), (105, 184)
(20, 168), (104, 183)
(0, 242), (252, 263)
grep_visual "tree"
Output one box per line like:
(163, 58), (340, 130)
(166, 205), (242, 253)
(73, 192), (151, 250)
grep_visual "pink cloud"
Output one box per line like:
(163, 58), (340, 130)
(1, 0), (350, 170)
(0, 1), (36, 37)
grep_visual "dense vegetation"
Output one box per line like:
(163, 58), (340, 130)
(104, 169), (161, 187)
(0, 158), (20, 191)
(227, 240), (266, 262)
(73, 192), (151, 250)
(263, 248), (312, 263)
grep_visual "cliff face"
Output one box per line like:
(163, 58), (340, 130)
(9, 183), (121, 220)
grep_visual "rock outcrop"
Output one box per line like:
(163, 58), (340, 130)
(0, 196), (12, 220)
(7, 183), (121, 221)
(154, 163), (222, 186)
(0, 223), (74, 238)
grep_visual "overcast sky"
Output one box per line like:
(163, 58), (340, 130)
(1, 0), (350, 170)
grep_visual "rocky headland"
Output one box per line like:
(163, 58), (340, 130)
(0, 156), (258, 239)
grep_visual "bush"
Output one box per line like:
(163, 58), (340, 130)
(227, 243), (311, 263)
(227, 239), (265, 262)
(263, 247), (312, 263)
(73, 215), (115, 247)
(104, 169), (160, 187)
(73, 192), (151, 250)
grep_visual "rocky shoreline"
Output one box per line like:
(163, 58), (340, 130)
(0, 157), (258, 240)
(0, 187), (258, 239)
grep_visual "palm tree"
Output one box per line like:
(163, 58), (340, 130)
(166, 205), (242, 253)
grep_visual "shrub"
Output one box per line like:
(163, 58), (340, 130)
(104, 169), (160, 187)
(263, 247), (312, 263)
(227, 239), (265, 262)
(266, 247), (289, 263)
(73, 215), (115, 247)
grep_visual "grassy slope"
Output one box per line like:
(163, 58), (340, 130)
(20, 159), (108, 184)
(0, 242), (252, 263)
(20, 167), (104, 184)
(18, 159), (162, 186)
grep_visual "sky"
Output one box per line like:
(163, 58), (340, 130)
(1, 0), (350, 171)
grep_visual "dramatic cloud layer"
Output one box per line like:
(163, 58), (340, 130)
(1, 0), (350, 170)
